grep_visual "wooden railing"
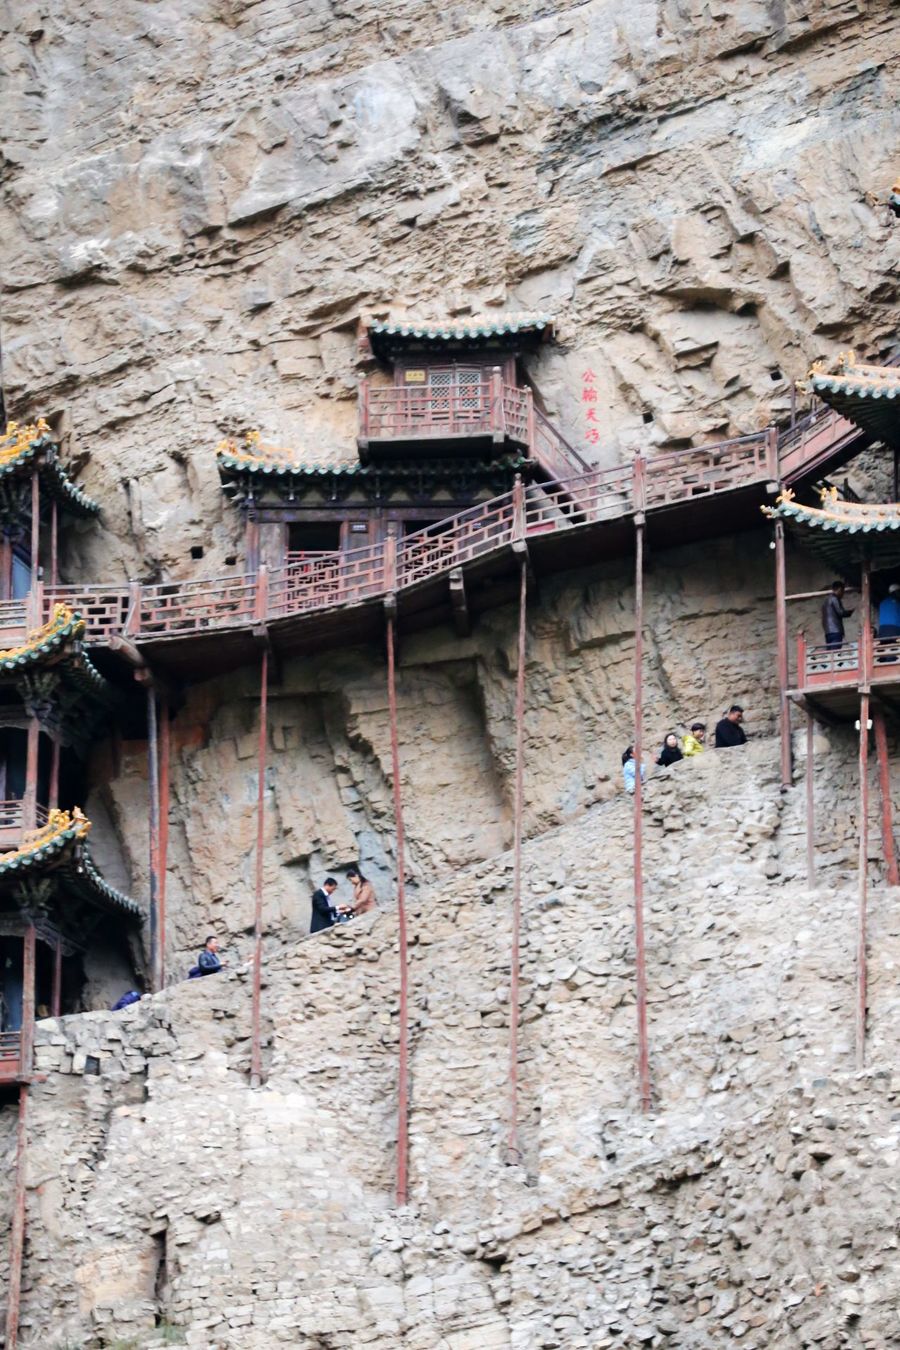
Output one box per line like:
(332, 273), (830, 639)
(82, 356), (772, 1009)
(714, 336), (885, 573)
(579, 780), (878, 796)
(359, 377), (518, 444)
(778, 401), (865, 485)
(798, 635), (900, 688)
(0, 800), (50, 834)
(0, 1030), (22, 1082)
(39, 427), (789, 649)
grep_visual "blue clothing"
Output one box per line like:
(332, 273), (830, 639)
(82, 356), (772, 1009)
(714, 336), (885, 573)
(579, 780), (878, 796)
(879, 596), (900, 636)
(623, 759), (645, 793)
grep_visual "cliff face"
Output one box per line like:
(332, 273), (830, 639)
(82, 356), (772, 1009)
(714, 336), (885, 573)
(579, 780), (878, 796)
(2, 1), (900, 580)
(5, 738), (900, 1348)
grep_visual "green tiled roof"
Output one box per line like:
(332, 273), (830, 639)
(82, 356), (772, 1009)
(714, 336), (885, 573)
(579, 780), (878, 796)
(0, 427), (99, 516)
(807, 356), (900, 450)
(0, 811), (140, 918)
(367, 313), (554, 341)
(218, 451), (529, 480)
(764, 490), (900, 570)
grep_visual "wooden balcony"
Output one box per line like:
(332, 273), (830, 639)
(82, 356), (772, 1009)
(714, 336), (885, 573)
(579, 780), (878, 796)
(0, 801), (50, 850)
(358, 374), (530, 459)
(795, 634), (900, 717)
(0, 1030), (23, 1086)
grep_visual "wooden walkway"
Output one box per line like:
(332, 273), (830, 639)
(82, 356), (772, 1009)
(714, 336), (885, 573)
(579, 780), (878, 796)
(18, 405), (863, 678)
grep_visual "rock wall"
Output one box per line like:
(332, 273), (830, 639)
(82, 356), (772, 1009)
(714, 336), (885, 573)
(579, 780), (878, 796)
(4, 736), (900, 1348)
(2, 2), (900, 579)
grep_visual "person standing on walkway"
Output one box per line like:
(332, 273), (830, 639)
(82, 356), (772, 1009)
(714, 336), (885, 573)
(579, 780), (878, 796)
(682, 723), (706, 756)
(878, 583), (900, 639)
(714, 706), (747, 748)
(622, 745), (645, 793)
(656, 733), (683, 768)
(310, 878), (339, 934)
(822, 580), (853, 649)
(346, 865), (377, 918)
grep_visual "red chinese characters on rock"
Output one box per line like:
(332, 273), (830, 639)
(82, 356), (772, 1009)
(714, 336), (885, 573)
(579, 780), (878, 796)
(582, 370), (600, 445)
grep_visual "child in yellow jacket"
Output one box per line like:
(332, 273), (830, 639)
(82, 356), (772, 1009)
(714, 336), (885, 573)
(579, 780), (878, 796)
(682, 722), (706, 757)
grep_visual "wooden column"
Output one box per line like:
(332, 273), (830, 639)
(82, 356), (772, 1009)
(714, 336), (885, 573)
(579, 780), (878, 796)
(386, 613), (410, 1204)
(29, 470), (39, 580)
(775, 520), (791, 788)
(507, 557), (527, 1164)
(20, 925), (35, 1075)
(873, 708), (899, 887)
(146, 689), (160, 992)
(805, 712), (815, 889)
(856, 692), (870, 1070)
(49, 737), (60, 812)
(249, 649), (268, 1090)
(51, 938), (62, 1018)
(633, 517), (651, 1113)
(49, 498), (58, 588)
(158, 700), (171, 988)
(23, 719), (39, 830)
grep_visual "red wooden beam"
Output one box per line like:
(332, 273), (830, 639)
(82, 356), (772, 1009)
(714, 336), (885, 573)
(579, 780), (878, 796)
(30, 471), (39, 579)
(51, 939), (62, 1019)
(775, 520), (791, 788)
(159, 699), (171, 988)
(50, 498), (58, 589)
(386, 613), (410, 1204)
(633, 519), (651, 1113)
(873, 707), (898, 887)
(23, 718), (39, 831)
(250, 648), (268, 1090)
(806, 712), (815, 889)
(507, 558), (527, 1164)
(146, 690), (160, 991)
(857, 690), (870, 1071)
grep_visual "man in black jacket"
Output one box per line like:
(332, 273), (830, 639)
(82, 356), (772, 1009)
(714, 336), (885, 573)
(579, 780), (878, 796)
(310, 878), (339, 934)
(714, 705), (747, 749)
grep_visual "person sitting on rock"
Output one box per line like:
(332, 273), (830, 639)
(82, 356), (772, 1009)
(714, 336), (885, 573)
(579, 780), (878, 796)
(714, 705), (747, 749)
(345, 865), (377, 918)
(310, 877), (339, 934)
(622, 745), (645, 793)
(682, 722), (706, 756)
(656, 733), (683, 768)
(188, 936), (227, 979)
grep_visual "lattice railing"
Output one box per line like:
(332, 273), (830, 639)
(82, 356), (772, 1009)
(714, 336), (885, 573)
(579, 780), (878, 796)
(39, 430), (784, 648)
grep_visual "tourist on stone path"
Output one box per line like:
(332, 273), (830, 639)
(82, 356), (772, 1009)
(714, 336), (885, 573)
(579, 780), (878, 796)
(682, 722), (706, 756)
(622, 745), (645, 793)
(713, 705), (747, 749)
(656, 733), (683, 768)
(822, 580), (853, 649)
(188, 936), (228, 978)
(345, 865), (377, 918)
(878, 583), (900, 640)
(310, 877), (339, 934)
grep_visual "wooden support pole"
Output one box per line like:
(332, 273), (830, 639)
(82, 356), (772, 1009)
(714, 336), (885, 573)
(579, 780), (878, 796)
(51, 938), (62, 1018)
(449, 568), (470, 638)
(30, 470), (39, 579)
(507, 558), (527, 1164)
(5, 1083), (29, 1350)
(857, 691), (870, 1070)
(386, 613), (410, 1205)
(23, 718), (39, 831)
(249, 649), (268, 1090)
(806, 712), (815, 889)
(158, 700), (171, 988)
(20, 924), (35, 1075)
(50, 498), (58, 589)
(146, 688), (160, 992)
(873, 707), (899, 887)
(633, 519), (651, 1113)
(775, 520), (792, 788)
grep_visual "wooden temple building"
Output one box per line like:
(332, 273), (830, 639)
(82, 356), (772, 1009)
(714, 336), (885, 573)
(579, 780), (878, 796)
(0, 423), (139, 1092)
(5, 219), (900, 1338)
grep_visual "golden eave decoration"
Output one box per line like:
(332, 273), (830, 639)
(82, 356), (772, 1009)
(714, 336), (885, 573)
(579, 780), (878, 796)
(0, 604), (85, 672)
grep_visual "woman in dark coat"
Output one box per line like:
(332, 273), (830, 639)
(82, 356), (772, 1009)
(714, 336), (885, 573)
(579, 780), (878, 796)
(656, 733), (683, 768)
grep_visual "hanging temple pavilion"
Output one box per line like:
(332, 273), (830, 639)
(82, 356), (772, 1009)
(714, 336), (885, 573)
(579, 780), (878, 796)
(3, 179), (900, 1346)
